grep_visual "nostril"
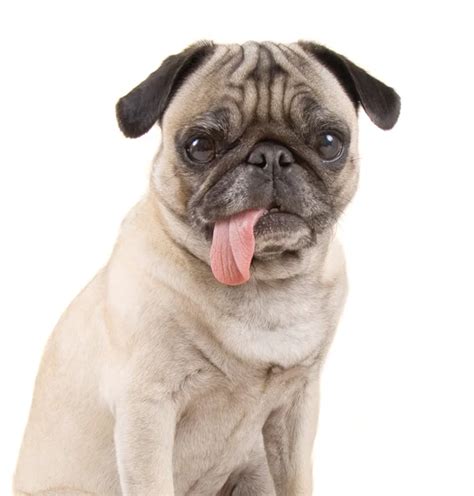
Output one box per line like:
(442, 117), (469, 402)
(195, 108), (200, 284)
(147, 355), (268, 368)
(277, 150), (294, 167)
(247, 150), (267, 168)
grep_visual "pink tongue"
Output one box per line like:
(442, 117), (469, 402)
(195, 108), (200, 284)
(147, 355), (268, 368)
(210, 209), (266, 286)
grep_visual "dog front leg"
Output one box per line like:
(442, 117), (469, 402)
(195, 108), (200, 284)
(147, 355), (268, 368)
(114, 392), (176, 496)
(262, 375), (320, 496)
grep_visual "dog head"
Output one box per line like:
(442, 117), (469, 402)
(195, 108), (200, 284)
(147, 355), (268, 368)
(116, 41), (400, 285)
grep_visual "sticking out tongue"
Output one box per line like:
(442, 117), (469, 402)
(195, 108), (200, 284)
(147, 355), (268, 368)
(210, 209), (266, 286)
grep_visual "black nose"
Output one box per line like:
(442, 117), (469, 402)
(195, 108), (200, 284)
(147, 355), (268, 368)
(246, 141), (294, 170)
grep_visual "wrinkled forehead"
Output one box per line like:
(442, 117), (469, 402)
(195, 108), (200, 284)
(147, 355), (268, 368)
(163, 41), (358, 136)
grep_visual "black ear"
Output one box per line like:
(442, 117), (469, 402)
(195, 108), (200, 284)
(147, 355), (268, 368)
(116, 41), (215, 138)
(299, 41), (401, 130)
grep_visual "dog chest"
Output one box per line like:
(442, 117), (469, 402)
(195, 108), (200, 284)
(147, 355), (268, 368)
(170, 358), (307, 494)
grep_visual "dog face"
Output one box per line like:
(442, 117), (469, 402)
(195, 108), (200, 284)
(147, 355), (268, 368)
(116, 41), (400, 285)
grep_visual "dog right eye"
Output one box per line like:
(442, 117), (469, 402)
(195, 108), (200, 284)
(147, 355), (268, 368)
(185, 137), (216, 164)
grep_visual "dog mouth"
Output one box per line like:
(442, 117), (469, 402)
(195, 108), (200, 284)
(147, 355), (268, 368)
(254, 207), (305, 234)
(208, 206), (312, 286)
(266, 206), (281, 214)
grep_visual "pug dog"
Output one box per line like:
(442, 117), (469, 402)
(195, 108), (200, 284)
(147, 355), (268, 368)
(14, 41), (400, 496)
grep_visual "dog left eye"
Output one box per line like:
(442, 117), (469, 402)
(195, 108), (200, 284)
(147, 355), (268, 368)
(316, 133), (344, 162)
(185, 137), (216, 164)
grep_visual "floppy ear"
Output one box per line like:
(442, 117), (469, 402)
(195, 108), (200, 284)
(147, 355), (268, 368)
(299, 41), (401, 130)
(116, 41), (215, 138)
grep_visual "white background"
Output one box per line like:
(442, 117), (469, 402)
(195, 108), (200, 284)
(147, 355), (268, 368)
(1, 1), (473, 494)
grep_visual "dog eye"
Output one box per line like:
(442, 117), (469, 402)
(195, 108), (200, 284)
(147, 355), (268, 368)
(185, 137), (216, 163)
(316, 133), (344, 162)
